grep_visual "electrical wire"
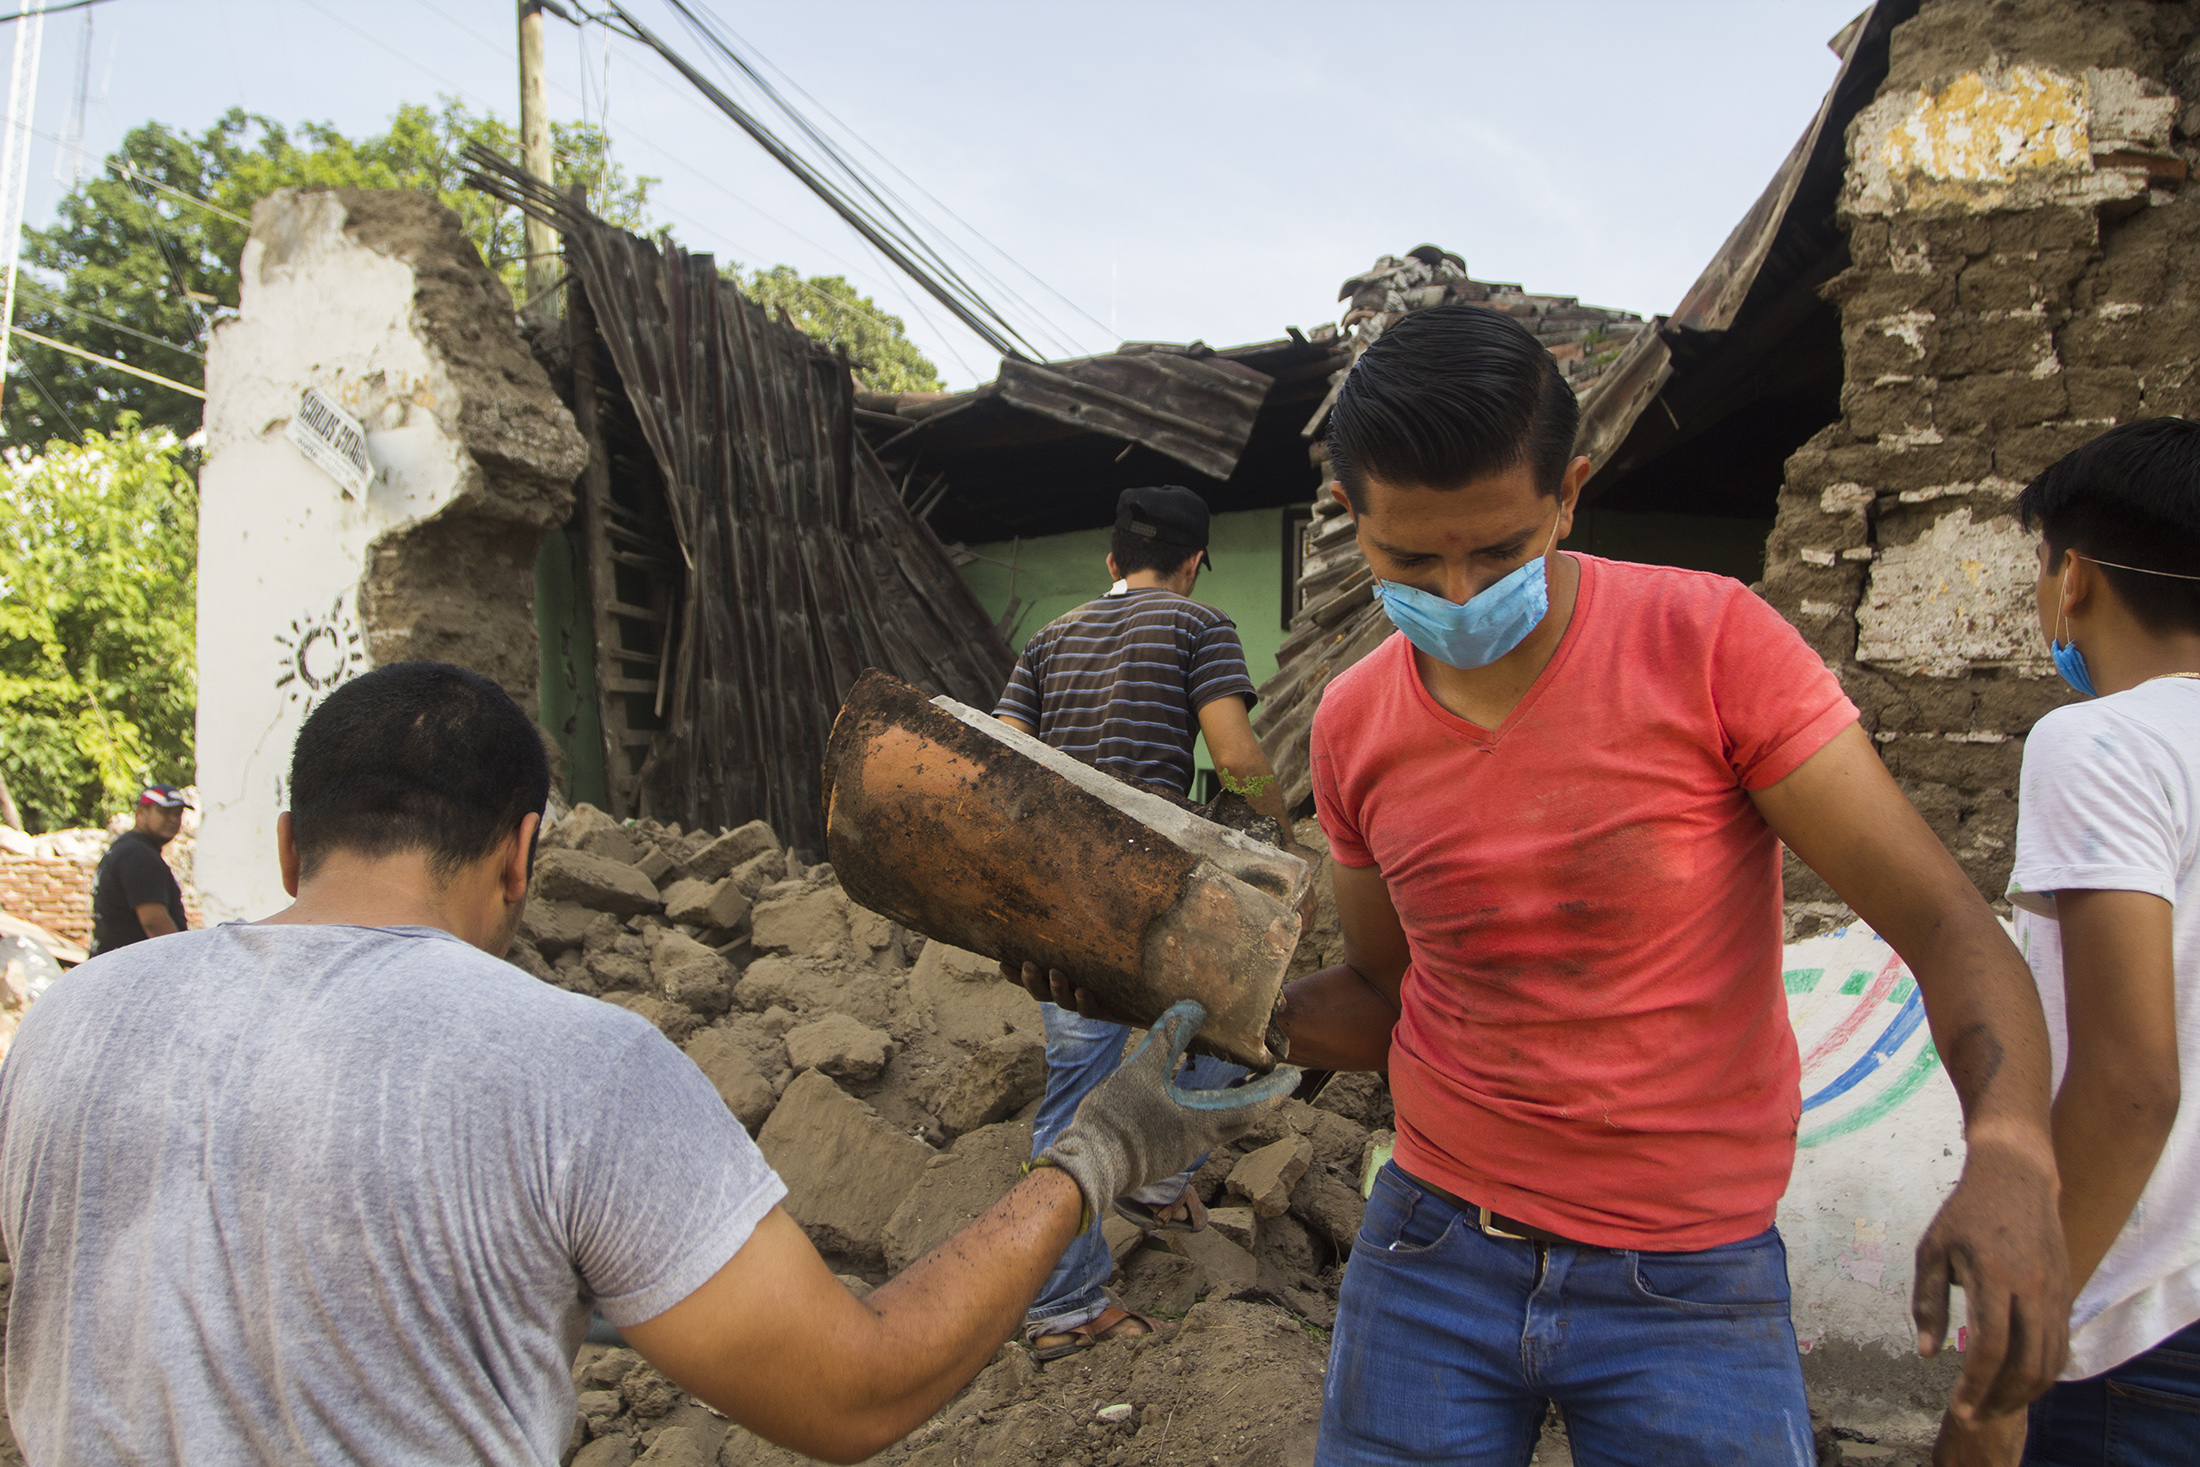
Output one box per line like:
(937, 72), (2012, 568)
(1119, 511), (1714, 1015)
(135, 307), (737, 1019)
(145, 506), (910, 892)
(10, 352), (82, 439)
(14, 282), (205, 362)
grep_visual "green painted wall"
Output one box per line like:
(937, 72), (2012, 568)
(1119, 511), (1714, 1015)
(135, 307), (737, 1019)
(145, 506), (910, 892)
(534, 529), (610, 809)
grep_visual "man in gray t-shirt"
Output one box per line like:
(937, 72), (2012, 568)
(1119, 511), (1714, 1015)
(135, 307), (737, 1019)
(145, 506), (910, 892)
(0, 662), (1271, 1465)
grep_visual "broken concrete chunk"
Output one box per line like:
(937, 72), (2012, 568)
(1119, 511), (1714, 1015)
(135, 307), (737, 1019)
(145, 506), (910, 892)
(759, 1069), (933, 1267)
(881, 1118), (1031, 1271)
(683, 1028), (776, 1132)
(651, 931), (733, 1015)
(661, 876), (752, 932)
(533, 848), (662, 916)
(751, 886), (851, 959)
(517, 898), (594, 955)
(1228, 1136), (1314, 1218)
(932, 1030), (1046, 1136)
(683, 820), (782, 882)
(784, 1012), (893, 1083)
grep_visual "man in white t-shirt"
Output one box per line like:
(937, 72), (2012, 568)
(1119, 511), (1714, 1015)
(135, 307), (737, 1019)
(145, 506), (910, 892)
(1938, 417), (2200, 1467)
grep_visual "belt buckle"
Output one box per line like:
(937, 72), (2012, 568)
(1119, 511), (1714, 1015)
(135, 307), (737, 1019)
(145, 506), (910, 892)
(1477, 1205), (1530, 1242)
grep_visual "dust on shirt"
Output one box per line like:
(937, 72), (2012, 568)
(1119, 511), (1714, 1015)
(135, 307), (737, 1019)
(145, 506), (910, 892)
(0, 922), (785, 1466)
(993, 587), (1257, 798)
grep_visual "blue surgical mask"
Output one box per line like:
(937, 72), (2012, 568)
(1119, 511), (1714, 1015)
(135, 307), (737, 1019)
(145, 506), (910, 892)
(1373, 521), (1561, 670)
(2049, 556), (2097, 697)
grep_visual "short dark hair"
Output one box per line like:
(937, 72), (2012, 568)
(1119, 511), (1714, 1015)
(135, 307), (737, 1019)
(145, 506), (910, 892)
(288, 661), (550, 880)
(2018, 417), (2200, 635)
(1110, 528), (1202, 578)
(1328, 303), (1580, 511)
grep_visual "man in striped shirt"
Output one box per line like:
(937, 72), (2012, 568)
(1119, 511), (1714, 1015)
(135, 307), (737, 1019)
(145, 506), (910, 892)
(996, 485), (1302, 1359)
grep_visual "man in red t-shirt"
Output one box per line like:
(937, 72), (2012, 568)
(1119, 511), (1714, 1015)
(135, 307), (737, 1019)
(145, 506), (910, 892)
(1027, 305), (2069, 1464)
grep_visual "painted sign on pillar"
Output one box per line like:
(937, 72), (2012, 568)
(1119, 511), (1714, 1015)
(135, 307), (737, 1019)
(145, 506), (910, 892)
(1777, 921), (1969, 1357)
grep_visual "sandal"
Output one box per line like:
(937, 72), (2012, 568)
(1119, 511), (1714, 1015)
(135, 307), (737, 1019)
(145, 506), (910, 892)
(1114, 1189), (1207, 1235)
(1028, 1305), (1161, 1362)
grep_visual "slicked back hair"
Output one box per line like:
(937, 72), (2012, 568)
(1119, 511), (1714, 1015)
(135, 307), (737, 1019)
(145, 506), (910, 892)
(2019, 416), (2200, 635)
(288, 661), (550, 881)
(1328, 303), (1580, 511)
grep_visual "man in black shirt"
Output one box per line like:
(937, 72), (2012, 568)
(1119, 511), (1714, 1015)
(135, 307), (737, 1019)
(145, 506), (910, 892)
(88, 786), (191, 956)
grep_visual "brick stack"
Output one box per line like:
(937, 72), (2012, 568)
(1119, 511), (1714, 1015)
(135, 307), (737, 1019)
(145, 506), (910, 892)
(0, 831), (204, 953)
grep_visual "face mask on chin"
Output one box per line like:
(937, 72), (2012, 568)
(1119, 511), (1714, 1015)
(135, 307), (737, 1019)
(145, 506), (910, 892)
(1373, 518), (1560, 670)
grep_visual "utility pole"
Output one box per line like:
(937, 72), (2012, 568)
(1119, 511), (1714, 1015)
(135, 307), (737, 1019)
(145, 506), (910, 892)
(0, 0), (48, 409)
(517, 0), (559, 316)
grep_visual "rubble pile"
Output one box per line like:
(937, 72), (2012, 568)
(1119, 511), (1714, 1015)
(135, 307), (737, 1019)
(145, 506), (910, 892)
(511, 804), (1415, 1466)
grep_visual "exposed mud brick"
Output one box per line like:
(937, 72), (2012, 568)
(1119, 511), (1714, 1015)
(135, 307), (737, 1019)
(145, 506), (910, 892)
(581, 912), (625, 955)
(546, 804), (628, 859)
(1208, 1206), (1257, 1247)
(587, 949), (652, 992)
(619, 1364), (680, 1418)
(1879, 733), (2024, 788)
(750, 886), (851, 959)
(1974, 674), (2074, 731)
(634, 845), (676, 887)
(725, 850), (783, 901)
(732, 957), (896, 1027)
(1932, 370), (2070, 434)
(908, 940), (1043, 1047)
(882, 1118), (1032, 1271)
(533, 849), (661, 916)
(1995, 420), (2117, 482)
(682, 821), (781, 882)
(1290, 1166), (1367, 1255)
(651, 931), (733, 1015)
(1932, 313), (2058, 377)
(517, 898), (594, 956)
(571, 1433), (633, 1467)
(847, 902), (895, 955)
(1165, 1226), (1258, 1293)
(1305, 1110), (1372, 1174)
(1237, 1097), (1320, 1150)
(1838, 376), (1939, 439)
(660, 876), (751, 932)
(634, 1424), (720, 1467)
(760, 1070), (933, 1266)
(505, 938), (556, 984)
(1255, 1212), (1320, 1279)
(1312, 1071), (1393, 1130)
(932, 1030), (1046, 1136)
(601, 991), (702, 1046)
(1120, 1248), (1205, 1318)
(785, 1012), (893, 1083)
(1228, 1136), (1313, 1219)
(2066, 362), (2149, 424)
(683, 1028), (776, 1131)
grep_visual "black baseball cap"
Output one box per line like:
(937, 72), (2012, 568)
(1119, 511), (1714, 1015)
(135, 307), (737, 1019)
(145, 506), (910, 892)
(138, 785), (193, 810)
(1115, 485), (1214, 569)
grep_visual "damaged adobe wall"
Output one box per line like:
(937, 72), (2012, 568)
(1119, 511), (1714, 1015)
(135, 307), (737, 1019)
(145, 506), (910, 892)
(196, 189), (586, 920)
(1765, 0), (2200, 914)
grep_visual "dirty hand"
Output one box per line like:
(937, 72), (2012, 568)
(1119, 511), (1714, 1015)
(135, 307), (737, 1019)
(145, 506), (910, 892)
(1003, 959), (1135, 1026)
(1932, 1402), (2028, 1467)
(1912, 1132), (2070, 1423)
(1040, 1001), (1289, 1215)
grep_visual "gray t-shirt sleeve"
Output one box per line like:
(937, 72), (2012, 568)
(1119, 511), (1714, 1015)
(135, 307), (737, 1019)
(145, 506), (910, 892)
(563, 1029), (788, 1327)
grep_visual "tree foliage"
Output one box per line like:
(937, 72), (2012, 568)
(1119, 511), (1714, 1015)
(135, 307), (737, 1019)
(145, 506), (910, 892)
(0, 420), (196, 832)
(738, 265), (943, 393)
(5, 101), (656, 445)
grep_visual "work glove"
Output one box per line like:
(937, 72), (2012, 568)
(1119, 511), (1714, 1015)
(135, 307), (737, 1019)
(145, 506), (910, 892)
(1040, 1000), (1300, 1221)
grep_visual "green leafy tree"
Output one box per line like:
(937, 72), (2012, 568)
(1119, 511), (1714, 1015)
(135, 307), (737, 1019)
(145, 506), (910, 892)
(0, 419), (196, 831)
(738, 265), (943, 393)
(5, 100), (656, 445)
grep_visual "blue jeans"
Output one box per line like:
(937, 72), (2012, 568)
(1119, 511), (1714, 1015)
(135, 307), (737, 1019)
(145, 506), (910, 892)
(2023, 1318), (2200, 1464)
(1025, 1003), (1243, 1335)
(1316, 1163), (1814, 1466)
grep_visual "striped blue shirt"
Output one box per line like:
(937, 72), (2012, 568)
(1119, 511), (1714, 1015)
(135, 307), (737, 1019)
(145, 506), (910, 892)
(994, 588), (1258, 797)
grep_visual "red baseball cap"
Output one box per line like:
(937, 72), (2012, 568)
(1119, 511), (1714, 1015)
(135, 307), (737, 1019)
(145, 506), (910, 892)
(138, 785), (194, 810)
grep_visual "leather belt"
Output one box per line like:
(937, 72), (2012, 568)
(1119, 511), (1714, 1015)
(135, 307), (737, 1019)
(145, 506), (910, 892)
(1400, 1168), (1589, 1249)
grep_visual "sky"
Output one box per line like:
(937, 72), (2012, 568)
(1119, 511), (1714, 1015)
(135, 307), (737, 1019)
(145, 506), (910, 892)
(4, 0), (1869, 389)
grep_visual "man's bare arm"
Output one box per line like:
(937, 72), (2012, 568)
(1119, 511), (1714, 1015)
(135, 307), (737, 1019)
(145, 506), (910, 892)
(1750, 724), (2067, 1421)
(2047, 888), (2180, 1293)
(134, 901), (179, 938)
(1276, 859), (1410, 1071)
(1194, 696), (1296, 835)
(625, 1173), (1083, 1464)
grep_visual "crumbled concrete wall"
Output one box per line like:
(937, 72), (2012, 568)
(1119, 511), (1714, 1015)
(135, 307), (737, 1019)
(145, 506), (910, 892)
(1765, 0), (2200, 907)
(195, 189), (586, 920)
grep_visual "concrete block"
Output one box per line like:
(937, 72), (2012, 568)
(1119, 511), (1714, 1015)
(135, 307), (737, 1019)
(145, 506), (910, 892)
(758, 1070), (933, 1267)
(1227, 1136), (1313, 1219)
(683, 1027), (775, 1132)
(784, 1012), (893, 1083)
(533, 848), (662, 916)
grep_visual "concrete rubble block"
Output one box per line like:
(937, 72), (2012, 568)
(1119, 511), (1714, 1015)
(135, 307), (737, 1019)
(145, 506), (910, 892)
(683, 821), (782, 883)
(651, 931), (733, 1016)
(586, 949), (652, 993)
(882, 1118), (1032, 1272)
(1207, 1206), (1257, 1248)
(533, 848), (662, 917)
(682, 1028), (776, 1132)
(659, 876), (752, 933)
(634, 844), (676, 887)
(1164, 1225), (1258, 1295)
(1227, 1136), (1314, 1219)
(726, 849), (784, 901)
(784, 1012), (893, 1084)
(751, 886), (852, 959)
(759, 1069), (934, 1267)
(517, 898), (594, 956)
(908, 939), (1042, 1048)
(1289, 1166), (1367, 1255)
(731, 957), (895, 1028)
(931, 1029), (1046, 1136)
